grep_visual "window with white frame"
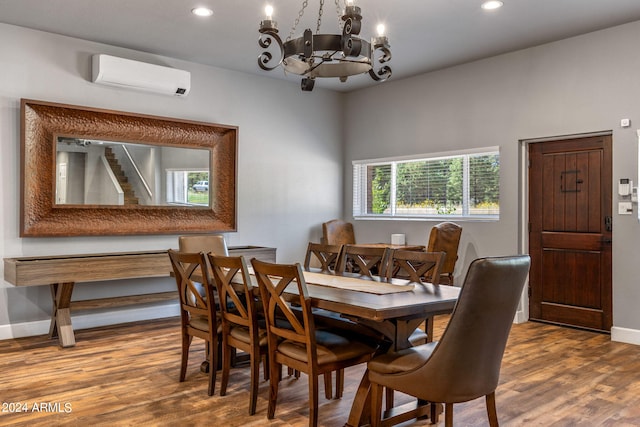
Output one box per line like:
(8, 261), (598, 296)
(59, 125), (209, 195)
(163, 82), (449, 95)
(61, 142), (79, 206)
(353, 147), (500, 220)
(166, 169), (209, 206)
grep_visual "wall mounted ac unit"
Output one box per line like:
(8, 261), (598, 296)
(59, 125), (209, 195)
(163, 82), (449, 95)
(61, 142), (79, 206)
(91, 54), (191, 97)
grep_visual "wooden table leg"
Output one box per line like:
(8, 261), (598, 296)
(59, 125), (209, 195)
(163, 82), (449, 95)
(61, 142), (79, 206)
(345, 317), (426, 426)
(345, 369), (372, 427)
(49, 282), (76, 348)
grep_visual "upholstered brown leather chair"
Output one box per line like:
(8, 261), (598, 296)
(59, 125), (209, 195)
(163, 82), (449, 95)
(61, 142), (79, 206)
(251, 259), (378, 427)
(168, 250), (221, 396)
(303, 242), (343, 273)
(368, 255), (530, 427)
(322, 219), (356, 245)
(426, 222), (462, 285)
(209, 254), (267, 415)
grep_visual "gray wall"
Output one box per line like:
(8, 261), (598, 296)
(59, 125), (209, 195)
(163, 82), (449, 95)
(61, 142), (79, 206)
(344, 21), (640, 335)
(0, 23), (343, 336)
(3, 19), (640, 342)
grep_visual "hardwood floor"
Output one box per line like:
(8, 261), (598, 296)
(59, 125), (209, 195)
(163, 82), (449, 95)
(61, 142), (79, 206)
(2, 316), (640, 426)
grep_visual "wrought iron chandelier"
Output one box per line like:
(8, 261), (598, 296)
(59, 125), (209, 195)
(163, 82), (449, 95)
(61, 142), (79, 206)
(258, 0), (392, 91)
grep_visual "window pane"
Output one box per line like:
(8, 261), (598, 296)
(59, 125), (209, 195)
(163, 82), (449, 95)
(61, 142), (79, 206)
(469, 154), (500, 215)
(395, 158), (462, 215)
(367, 164), (392, 214)
(354, 148), (499, 220)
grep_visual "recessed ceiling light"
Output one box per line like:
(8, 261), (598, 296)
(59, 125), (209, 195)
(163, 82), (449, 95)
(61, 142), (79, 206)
(191, 7), (213, 17)
(481, 1), (504, 10)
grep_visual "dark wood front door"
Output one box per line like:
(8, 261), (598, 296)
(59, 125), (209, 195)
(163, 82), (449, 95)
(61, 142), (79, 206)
(528, 135), (612, 332)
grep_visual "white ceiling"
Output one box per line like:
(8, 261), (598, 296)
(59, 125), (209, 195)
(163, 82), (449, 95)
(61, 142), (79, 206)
(2, 0), (640, 92)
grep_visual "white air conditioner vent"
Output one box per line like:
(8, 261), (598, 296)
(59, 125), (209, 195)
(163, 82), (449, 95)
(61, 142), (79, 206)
(91, 54), (190, 97)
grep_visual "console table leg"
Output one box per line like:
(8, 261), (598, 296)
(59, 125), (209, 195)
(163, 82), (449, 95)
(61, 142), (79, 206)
(49, 283), (76, 348)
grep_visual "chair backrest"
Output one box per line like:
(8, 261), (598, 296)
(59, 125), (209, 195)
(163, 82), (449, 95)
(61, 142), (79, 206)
(208, 254), (257, 331)
(426, 222), (462, 276)
(303, 242), (343, 273)
(168, 250), (217, 327)
(178, 234), (229, 256)
(335, 245), (390, 279)
(383, 255), (530, 404)
(322, 219), (356, 245)
(251, 259), (316, 358)
(386, 250), (445, 284)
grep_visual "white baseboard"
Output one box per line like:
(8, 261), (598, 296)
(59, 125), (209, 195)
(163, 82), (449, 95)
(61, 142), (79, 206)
(514, 309), (527, 324)
(0, 303), (180, 341)
(611, 326), (640, 345)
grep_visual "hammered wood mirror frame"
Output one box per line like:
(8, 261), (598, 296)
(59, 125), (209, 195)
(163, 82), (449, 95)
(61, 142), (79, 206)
(20, 99), (237, 237)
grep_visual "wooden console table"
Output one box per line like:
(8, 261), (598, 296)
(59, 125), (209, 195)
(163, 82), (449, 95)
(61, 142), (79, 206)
(3, 246), (276, 347)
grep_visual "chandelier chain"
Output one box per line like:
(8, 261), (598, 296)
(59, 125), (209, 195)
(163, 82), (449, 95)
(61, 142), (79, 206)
(288, 0), (309, 41)
(316, 0), (324, 34)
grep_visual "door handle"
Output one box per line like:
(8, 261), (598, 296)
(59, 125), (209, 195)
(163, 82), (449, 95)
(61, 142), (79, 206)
(602, 238), (612, 245)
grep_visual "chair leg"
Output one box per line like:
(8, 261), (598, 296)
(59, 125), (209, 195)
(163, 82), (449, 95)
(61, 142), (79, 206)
(207, 339), (217, 396)
(335, 369), (344, 399)
(267, 362), (280, 419)
(431, 401), (439, 424)
(370, 382), (384, 427)
(248, 349), (260, 415)
(425, 316), (434, 343)
(385, 388), (394, 411)
(179, 332), (190, 382)
(486, 392), (499, 427)
(323, 373), (333, 399)
(309, 374), (319, 427)
(445, 403), (453, 427)
(262, 354), (270, 381)
(220, 339), (231, 396)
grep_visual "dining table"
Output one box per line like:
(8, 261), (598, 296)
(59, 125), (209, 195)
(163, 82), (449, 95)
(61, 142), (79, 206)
(235, 267), (460, 426)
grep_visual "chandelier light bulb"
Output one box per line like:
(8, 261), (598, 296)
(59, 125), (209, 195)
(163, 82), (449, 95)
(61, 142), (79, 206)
(346, 0), (354, 5)
(376, 24), (385, 37)
(264, 4), (274, 19)
(481, 1), (504, 10)
(191, 7), (213, 17)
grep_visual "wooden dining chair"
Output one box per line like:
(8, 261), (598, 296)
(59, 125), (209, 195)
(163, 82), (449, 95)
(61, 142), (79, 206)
(386, 250), (445, 284)
(386, 250), (446, 344)
(426, 222), (462, 285)
(168, 249), (220, 396)
(208, 254), (268, 415)
(303, 242), (343, 274)
(251, 259), (379, 427)
(368, 255), (531, 427)
(322, 219), (356, 245)
(335, 244), (390, 279)
(178, 234), (228, 373)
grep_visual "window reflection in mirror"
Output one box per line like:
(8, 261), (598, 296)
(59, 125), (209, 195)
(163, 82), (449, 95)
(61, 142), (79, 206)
(55, 136), (210, 207)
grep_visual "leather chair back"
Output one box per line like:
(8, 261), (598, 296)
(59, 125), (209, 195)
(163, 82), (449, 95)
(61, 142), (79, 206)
(373, 255), (530, 404)
(426, 222), (462, 284)
(178, 234), (229, 256)
(322, 219), (355, 245)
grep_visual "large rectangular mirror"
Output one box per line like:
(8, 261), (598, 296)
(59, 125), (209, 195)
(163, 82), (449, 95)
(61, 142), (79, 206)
(55, 136), (210, 207)
(21, 99), (237, 236)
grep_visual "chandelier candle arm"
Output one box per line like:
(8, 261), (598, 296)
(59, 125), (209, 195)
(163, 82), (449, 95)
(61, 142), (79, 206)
(257, 0), (392, 91)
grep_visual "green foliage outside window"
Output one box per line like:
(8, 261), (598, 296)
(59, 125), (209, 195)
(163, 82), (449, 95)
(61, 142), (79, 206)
(358, 150), (499, 218)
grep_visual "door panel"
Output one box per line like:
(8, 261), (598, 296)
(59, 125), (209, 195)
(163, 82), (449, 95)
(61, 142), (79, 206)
(529, 135), (612, 332)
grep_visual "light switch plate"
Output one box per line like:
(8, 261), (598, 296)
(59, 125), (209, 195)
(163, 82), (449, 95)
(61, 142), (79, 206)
(619, 201), (633, 215)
